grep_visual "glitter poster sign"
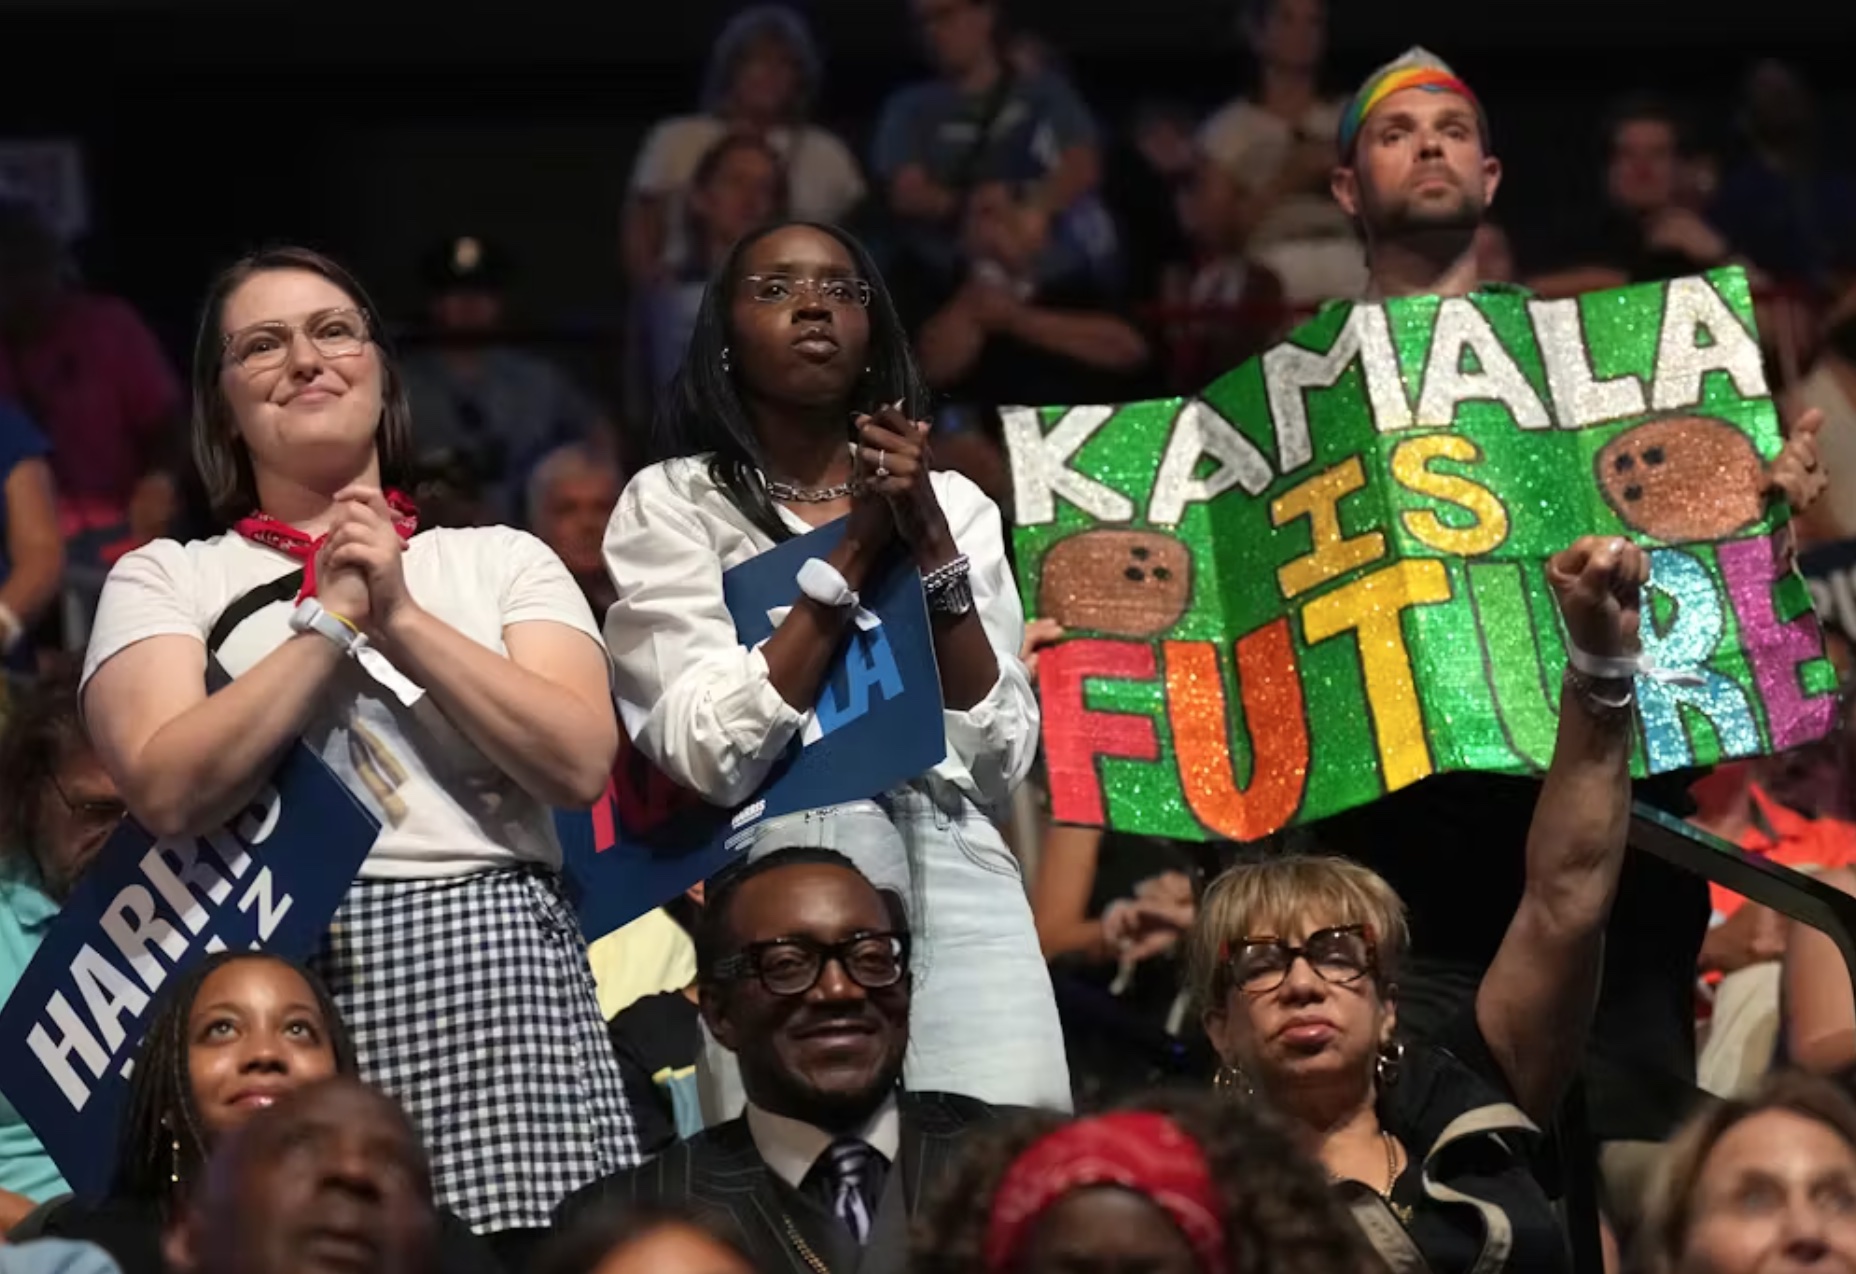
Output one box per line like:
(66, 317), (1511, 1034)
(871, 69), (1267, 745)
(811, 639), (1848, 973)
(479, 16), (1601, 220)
(1007, 268), (1837, 841)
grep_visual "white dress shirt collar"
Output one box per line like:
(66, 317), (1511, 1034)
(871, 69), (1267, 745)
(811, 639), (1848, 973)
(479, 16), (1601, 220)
(745, 1092), (902, 1190)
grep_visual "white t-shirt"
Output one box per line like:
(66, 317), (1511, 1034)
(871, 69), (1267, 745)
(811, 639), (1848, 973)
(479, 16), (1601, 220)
(628, 115), (868, 270)
(80, 526), (604, 881)
(1197, 96), (1354, 248)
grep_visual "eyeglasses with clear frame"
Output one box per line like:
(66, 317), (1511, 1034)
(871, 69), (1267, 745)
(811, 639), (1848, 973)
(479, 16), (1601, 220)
(740, 274), (873, 309)
(1222, 924), (1378, 996)
(712, 930), (910, 997)
(49, 772), (127, 832)
(221, 308), (371, 371)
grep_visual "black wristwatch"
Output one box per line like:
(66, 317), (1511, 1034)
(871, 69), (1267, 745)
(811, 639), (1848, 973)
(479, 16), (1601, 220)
(928, 575), (975, 616)
(923, 554), (975, 616)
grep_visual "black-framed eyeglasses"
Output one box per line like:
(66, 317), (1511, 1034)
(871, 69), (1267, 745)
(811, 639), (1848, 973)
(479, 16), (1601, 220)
(740, 274), (873, 309)
(712, 931), (910, 997)
(221, 307), (371, 371)
(1222, 924), (1377, 996)
(49, 773), (127, 830)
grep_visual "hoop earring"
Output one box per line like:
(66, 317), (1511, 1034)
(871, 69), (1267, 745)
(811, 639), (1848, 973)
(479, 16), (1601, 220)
(1213, 1063), (1253, 1100)
(1375, 1040), (1406, 1090)
(720, 345), (732, 373)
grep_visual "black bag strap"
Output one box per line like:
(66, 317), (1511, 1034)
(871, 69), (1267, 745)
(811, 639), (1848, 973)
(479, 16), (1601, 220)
(204, 569), (304, 694)
(207, 569), (304, 656)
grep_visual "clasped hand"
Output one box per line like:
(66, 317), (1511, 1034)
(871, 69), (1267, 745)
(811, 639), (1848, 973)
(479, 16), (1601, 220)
(314, 485), (412, 637)
(848, 404), (954, 565)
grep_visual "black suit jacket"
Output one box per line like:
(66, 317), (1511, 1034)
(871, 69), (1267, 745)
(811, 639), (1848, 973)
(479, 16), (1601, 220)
(555, 1090), (1006, 1274)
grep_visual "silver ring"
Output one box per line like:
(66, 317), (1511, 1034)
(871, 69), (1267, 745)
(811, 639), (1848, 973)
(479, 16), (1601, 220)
(875, 450), (889, 479)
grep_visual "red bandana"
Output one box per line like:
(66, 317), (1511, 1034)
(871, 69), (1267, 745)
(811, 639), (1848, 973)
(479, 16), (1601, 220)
(231, 490), (419, 602)
(983, 1112), (1228, 1274)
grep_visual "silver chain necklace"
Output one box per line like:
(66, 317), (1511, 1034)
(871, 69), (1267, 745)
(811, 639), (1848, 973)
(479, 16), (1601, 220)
(765, 477), (859, 503)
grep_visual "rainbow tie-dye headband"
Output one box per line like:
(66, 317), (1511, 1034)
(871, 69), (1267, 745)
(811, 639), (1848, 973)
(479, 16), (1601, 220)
(1337, 49), (1484, 157)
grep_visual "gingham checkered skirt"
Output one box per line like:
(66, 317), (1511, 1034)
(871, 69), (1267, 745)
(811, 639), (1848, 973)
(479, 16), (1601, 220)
(310, 866), (639, 1232)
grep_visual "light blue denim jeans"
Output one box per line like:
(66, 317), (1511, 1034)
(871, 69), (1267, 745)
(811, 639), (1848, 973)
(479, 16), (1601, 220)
(697, 786), (1072, 1121)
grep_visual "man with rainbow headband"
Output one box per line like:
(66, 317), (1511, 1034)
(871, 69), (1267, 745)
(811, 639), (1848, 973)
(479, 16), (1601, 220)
(1304, 45), (1829, 1241)
(1329, 49), (1495, 300)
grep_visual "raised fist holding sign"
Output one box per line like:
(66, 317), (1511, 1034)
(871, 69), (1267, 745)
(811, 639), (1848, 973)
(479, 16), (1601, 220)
(1545, 535), (1648, 666)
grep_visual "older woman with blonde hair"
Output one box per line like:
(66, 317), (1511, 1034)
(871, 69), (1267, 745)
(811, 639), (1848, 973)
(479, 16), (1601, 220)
(1183, 535), (1646, 1274)
(1638, 1070), (1856, 1274)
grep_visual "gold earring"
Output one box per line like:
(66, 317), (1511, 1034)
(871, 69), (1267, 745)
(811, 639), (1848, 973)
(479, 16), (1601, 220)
(170, 1133), (182, 1185)
(1375, 1040), (1406, 1090)
(1213, 1062), (1253, 1100)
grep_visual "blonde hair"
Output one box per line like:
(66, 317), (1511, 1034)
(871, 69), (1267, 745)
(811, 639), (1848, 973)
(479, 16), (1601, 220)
(1185, 855), (1410, 1011)
(1638, 1071), (1856, 1274)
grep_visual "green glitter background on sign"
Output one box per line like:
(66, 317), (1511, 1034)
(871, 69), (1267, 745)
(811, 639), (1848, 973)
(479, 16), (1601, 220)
(1010, 269), (1828, 841)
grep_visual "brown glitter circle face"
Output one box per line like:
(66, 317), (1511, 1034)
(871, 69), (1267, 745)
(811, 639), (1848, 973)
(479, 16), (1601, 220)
(1037, 528), (1194, 638)
(1594, 415), (1765, 544)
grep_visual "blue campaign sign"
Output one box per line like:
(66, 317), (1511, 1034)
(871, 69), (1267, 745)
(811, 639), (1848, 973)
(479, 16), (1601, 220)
(0, 744), (378, 1198)
(557, 517), (947, 941)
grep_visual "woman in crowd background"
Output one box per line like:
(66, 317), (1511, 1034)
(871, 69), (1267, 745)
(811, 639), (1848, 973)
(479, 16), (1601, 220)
(1638, 1070), (1856, 1274)
(0, 665), (121, 1229)
(77, 246), (635, 1257)
(1183, 535), (1644, 1274)
(35, 951), (498, 1274)
(913, 1089), (1376, 1274)
(602, 217), (1067, 1114)
(622, 5), (865, 291)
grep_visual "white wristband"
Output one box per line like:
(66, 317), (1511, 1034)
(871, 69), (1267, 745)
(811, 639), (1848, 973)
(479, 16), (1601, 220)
(793, 558), (882, 632)
(289, 598), (365, 656)
(797, 557), (859, 609)
(1564, 639), (1703, 687)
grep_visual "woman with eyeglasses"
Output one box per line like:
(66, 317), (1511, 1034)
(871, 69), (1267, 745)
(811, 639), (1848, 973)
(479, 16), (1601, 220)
(76, 247), (637, 1259)
(0, 663), (123, 1229)
(1176, 535), (1645, 1274)
(603, 219), (1068, 1114)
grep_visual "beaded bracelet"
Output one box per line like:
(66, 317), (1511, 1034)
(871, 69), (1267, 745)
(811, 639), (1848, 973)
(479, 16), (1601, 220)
(922, 553), (971, 596)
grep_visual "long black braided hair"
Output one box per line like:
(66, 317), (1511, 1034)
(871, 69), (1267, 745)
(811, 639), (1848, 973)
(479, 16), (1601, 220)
(110, 950), (358, 1204)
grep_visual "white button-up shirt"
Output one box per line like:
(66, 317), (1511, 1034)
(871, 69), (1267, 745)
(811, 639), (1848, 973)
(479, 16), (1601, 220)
(746, 1093), (902, 1190)
(602, 457), (1039, 813)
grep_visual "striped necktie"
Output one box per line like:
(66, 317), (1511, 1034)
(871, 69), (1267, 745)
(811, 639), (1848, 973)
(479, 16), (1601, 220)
(820, 1137), (879, 1244)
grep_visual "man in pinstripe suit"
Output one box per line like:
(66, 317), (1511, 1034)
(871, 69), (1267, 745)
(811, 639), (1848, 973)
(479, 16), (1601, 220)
(556, 847), (1018, 1274)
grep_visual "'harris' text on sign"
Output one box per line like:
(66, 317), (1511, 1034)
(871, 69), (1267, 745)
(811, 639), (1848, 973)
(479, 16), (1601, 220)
(0, 744), (378, 1196)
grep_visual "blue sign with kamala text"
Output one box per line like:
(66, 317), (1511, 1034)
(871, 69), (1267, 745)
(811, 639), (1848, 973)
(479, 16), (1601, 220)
(0, 745), (378, 1198)
(557, 517), (947, 942)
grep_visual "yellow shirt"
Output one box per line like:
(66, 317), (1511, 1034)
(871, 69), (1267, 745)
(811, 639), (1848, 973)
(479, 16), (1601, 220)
(586, 907), (697, 1020)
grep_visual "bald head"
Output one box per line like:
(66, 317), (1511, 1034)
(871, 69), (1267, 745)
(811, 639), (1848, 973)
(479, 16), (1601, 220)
(166, 1077), (437, 1274)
